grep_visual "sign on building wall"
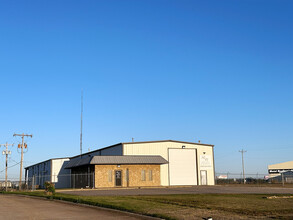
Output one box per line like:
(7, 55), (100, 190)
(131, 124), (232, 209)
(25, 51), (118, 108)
(200, 155), (212, 168)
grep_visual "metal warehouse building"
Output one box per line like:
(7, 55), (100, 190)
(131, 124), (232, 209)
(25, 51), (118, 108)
(26, 140), (215, 188)
(268, 161), (293, 178)
(67, 140), (215, 188)
(25, 157), (71, 189)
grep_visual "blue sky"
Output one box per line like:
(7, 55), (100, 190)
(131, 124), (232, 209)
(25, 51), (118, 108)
(0, 0), (292, 179)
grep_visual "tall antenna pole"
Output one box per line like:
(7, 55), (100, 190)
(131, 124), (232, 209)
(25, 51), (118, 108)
(239, 149), (247, 184)
(80, 90), (83, 157)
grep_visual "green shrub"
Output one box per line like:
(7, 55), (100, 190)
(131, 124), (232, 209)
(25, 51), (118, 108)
(44, 181), (55, 195)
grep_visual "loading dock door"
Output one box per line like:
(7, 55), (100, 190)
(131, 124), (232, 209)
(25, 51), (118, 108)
(169, 149), (197, 186)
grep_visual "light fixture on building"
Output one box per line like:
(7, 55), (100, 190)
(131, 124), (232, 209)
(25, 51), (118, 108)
(182, 146), (186, 149)
(117, 165), (121, 168)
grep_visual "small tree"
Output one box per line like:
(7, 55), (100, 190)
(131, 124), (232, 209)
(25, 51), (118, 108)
(44, 181), (55, 195)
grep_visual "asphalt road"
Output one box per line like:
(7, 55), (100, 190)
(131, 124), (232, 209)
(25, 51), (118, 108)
(0, 195), (154, 220)
(59, 185), (293, 196)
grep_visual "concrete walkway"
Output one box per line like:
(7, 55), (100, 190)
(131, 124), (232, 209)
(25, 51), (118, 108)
(0, 195), (155, 220)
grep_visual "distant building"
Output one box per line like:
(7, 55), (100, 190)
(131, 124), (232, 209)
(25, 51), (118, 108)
(217, 175), (228, 179)
(268, 171), (293, 183)
(268, 161), (293, 178)
(0, 181), (12, 188)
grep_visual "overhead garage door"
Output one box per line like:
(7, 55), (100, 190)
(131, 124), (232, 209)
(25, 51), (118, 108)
(169, 149), (197, 185)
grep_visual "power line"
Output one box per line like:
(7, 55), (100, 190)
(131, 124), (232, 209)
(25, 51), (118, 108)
(0, 162), (20, 173)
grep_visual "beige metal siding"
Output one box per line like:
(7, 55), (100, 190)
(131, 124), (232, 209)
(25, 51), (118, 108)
(123, 141), (215, 186)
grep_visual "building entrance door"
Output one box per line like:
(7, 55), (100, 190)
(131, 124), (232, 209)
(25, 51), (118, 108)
(200, 170), (207, 185)
(115, 170), (122, 186)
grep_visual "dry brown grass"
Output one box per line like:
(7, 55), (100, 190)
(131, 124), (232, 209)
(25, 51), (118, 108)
(4, 191), (293, 219)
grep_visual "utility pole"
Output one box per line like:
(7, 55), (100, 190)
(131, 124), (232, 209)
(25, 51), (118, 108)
(281, 171), (285, 187)
(0, 143), (13, 191)
(13, 133), (32, 190)
(239, 149), (247, 184)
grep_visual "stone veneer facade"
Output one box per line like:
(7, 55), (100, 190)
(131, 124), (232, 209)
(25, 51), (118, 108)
(95, 164), (160, 188)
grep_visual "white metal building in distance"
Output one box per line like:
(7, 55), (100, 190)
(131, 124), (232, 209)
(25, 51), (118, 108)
(268, 161), (293, 178)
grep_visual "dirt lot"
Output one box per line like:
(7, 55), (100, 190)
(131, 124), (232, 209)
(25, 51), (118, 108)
(0, 194), (154, 220)
(58, 185), (293, 196)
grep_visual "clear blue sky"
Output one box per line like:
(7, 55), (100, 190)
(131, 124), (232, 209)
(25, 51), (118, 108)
(0, 0), (292, 179)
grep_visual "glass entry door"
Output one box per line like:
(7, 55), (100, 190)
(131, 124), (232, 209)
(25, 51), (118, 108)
(115, 170), (122, 186)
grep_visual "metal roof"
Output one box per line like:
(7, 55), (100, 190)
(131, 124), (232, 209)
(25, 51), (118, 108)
(25, 157), (70, 169)
(26, 140), (213, 169)
(64, 156), (93, 169)
(69, 140), (214, 160)
(122, 140), (214, 147)
(268, 161), (293, 169)
(65, 155), (168, 169)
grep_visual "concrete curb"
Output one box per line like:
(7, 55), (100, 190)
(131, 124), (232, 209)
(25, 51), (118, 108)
(56, 185), (194, 192)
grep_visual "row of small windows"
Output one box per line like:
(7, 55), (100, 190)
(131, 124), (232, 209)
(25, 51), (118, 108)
(107, 170), (153, 182)
(141, 170), (152, 181)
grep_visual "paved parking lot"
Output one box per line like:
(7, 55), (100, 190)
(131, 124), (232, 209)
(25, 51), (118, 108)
(0, 195), (154, 220)
(59, 185), (293, 196)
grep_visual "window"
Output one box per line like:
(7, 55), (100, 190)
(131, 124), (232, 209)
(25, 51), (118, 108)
(286, 177), (293, 183)
(149, 170), (153, 181)
(141, 170), (146, 181)
(126, 169), (129, 182)
(108, 170), (112, 182)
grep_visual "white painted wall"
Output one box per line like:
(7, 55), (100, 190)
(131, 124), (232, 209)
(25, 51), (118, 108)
(123, 141), (215, 186)
(51, 158), (71, 188)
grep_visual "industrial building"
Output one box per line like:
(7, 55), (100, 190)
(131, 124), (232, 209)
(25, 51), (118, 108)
(25, 140), (215, 188)
(269, 171), (293, 183)
(268, 161), (293, 178)
(25, 157), (71, 189)
(66, 155), (168, 188)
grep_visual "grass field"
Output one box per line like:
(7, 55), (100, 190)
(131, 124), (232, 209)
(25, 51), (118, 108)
(3, 191), (293, 219)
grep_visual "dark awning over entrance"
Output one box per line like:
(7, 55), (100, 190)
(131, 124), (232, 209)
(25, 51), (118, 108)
(65, 155), (168, 169)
